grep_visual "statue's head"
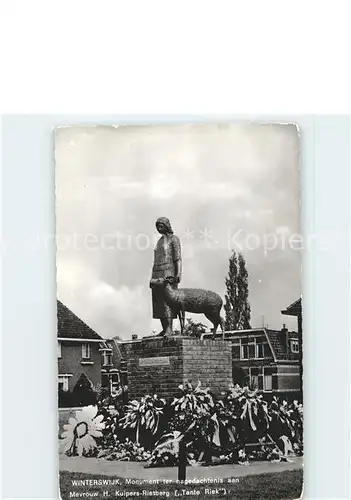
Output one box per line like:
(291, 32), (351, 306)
(155, 217), (173, 235)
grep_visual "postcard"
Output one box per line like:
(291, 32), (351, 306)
(56, 123), (303, 499)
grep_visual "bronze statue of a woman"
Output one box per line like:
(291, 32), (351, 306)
(149, 217), (182, 336)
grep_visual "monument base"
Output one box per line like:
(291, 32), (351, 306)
(120, 336), (232, 400)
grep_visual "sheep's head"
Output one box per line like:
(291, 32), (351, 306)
(164, 276), (176, 286)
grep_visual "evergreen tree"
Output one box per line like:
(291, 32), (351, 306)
(224, 251), (251, 330)
(72, 373), (97, 407)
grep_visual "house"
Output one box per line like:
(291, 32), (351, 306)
(57, 300), (113, 397)
(104, 336), (126, 391)
(281, 297), (302, 335)
(107, 335), (134, 387)
(281, 297), (303, 397)
(203, 324), (302, 400)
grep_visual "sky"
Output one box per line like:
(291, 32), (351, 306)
(55, 123), (301, 339)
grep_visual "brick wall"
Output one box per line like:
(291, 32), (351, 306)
(276, 364), (300, 391)
(182, 339), (232, 395)
(122, 337), (232, 400)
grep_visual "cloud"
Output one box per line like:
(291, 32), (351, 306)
(55, 123), (301, 338)
(57, 257), (152, 338)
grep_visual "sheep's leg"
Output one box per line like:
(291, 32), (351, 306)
(219, 316), (225, 340)
(211, 321), (219, 340)
(181, 308), (185, 335)
(179, 308), (185, 335)
(205, 311), (219, 340)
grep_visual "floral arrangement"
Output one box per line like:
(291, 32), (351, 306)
(268, 397), (303, 456)
(60, 405), (105, 457)
(60, 382), (303, 465)
(171, 381), (214, 414)
(98, 438), (152, 462)
(96, 406), (125, 450)
(147, 431), (199, 468)
(120, 394), (166, 447)
(224, 384), (270, 434)
(146, 431), (184, 467)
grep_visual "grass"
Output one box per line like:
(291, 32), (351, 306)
(60, 469), (303, 500)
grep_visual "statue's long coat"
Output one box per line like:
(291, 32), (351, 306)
(151, 234), (181, 319)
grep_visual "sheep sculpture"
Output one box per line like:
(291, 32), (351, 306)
(163, 276), (225, 339)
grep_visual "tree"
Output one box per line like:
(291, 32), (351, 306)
(182, 318), (207, 338)
(72, 373), (97, 407)
(224, 251), (251, 330)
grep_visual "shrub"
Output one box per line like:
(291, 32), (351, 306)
(58, 388), (73, 408)
(182, 318), (207, 338)
(72, 374), (97, 407)
(97, 384), (128, 410)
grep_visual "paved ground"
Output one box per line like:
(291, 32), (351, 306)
(60, 455), (303, 480)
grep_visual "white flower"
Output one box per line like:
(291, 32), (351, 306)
(60, 405), (105, 456)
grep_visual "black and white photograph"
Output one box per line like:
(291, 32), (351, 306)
(56, 123), (303, 500)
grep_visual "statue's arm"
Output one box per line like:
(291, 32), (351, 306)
(172, 235), (182, 283)
(175, 259), (182, 283)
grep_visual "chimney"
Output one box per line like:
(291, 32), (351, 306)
(281, 324), (289, 359)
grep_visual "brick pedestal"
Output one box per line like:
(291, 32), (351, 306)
(120, 336), (232, 400)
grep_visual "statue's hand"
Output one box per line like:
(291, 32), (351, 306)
(175, 274), (181, 284)
(150, 278), (163, 288)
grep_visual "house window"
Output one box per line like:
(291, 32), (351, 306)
(241, 344), (249, 359)
(110, 373), (120, 393)
(250, 374), (259, 389)
(291, 339), (299, 353)
(249, 367), (260, 390)
(263, 375), (273, 391)
(232, 344), (241, 359)
(57, 341), (62, 358)
(102, 351), (112, 367)
(264, 343), (271, 357)
(240, 338), (261, 359)
(101, 373), (109, 388)
(58, 375), (69, 392)
(82, 343), (91, 359)
(256, 343), (264, 358)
